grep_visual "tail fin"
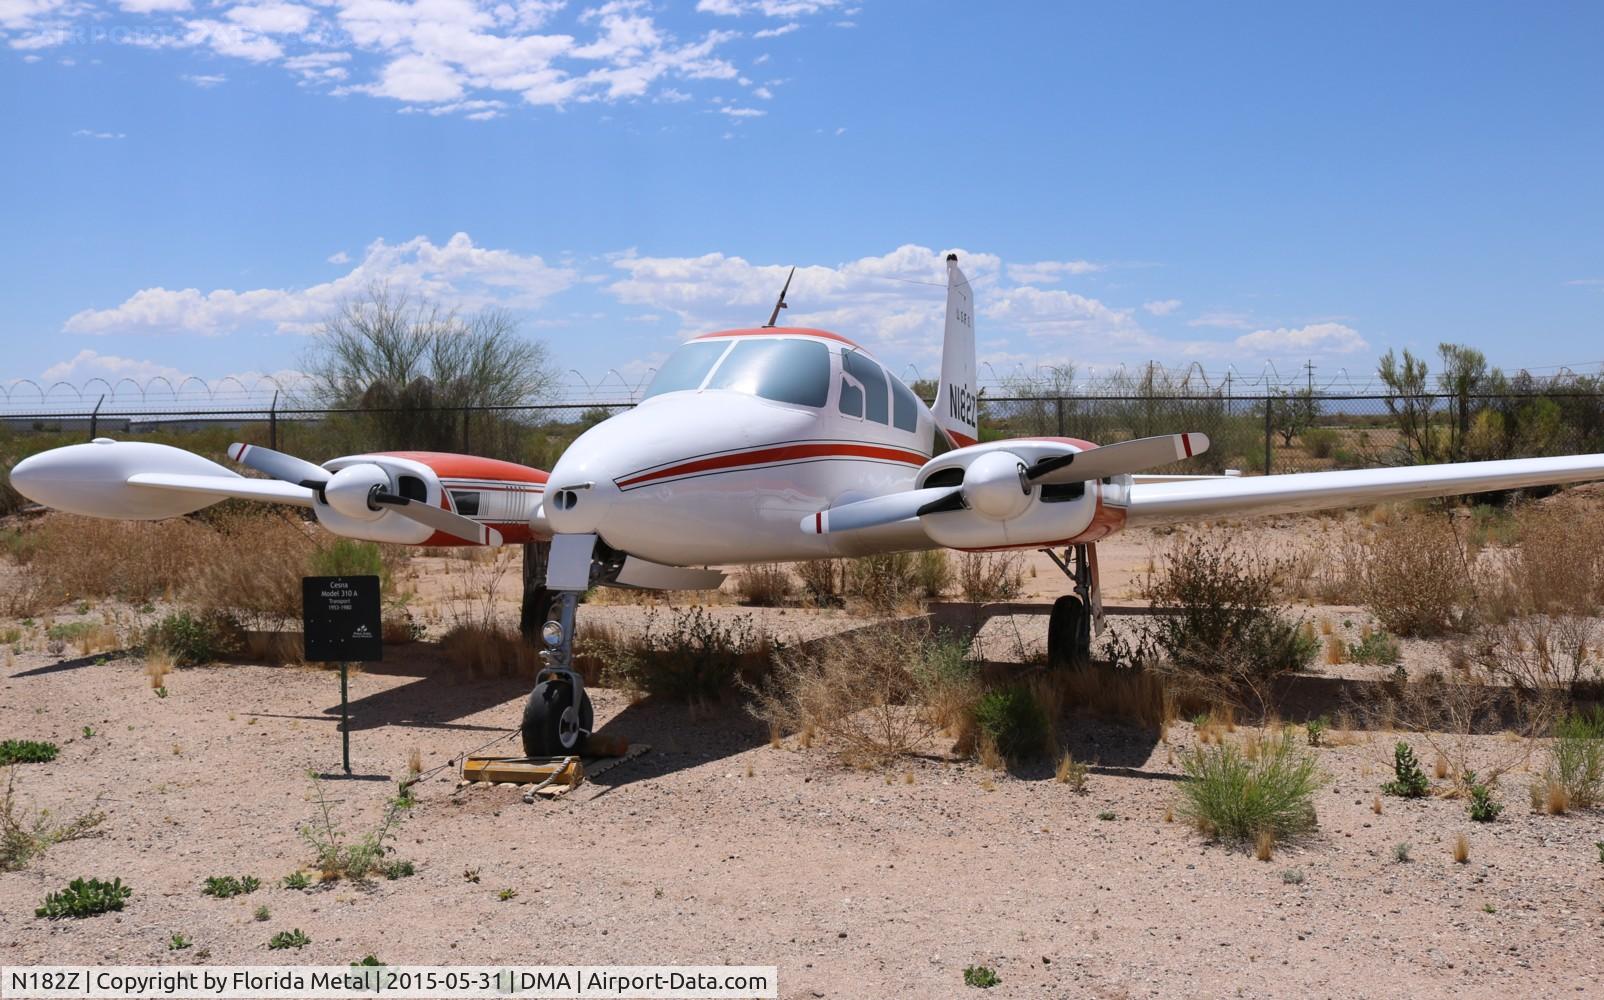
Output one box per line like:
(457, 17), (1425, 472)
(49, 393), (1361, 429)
(933, 253), (979, 448)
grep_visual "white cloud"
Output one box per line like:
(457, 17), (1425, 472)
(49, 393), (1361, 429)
(696, 0), (841, 15)
(37, 350), (309, 398)
(1232, 322), (1367, 356)
(225, 2), (315, 35)
(71, 128), (126, 139)
(752, 22), (798, 38)
(1007, 259), (1104, 284)
(181, 72), (227, 86)
(719, 105), (763, 117)
(983, 285), (1147, 344)
(1142, 298), (1181, 316)
(42, 350), (188, 385)
(2, 1), (844, 118)
(751, 84), (772, 99)
(63, 232), (580, 337)
(326, 251), (350, 264)
(1187, 310), (1255, 330)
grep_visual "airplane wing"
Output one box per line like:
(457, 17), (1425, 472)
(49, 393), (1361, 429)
(127, 472), (318, 508)
(1124, 453), (1604, 529)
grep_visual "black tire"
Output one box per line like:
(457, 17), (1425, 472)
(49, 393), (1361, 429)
(1048, 594), (1091, 669)
(520, 680), (593, 758)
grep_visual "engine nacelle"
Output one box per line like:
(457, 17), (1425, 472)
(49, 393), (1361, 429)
(913, 438), (1118, 549)
(313, 455), (442, 545)
(9, 439), (233, 520)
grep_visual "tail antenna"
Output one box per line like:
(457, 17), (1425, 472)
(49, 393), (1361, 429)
(763, 266), (796, 328)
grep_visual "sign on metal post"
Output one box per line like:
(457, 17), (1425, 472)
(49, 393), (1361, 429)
(302, 575), (382, 775)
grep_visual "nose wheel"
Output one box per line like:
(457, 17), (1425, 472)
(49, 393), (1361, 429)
(520, 587), (592, 758)
(521, 678), (593, 757)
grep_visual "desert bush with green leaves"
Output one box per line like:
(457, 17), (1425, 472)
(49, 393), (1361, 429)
(300, 778), (408, 882)
(202, 875), (261, 898)
(1382, 742), (1431, 798)
(1543, 710), (1604, 810)
(602, 607), (774, 701)
(36, 877), (130, 919)
(1177, 732), (1323, 842)
(974, 686), (1049, 762)
(0, 740), (58, 765)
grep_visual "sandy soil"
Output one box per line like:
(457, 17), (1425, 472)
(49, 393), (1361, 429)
(2, 526), (1603, 999)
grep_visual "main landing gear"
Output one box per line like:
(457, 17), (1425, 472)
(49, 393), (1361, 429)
(1043, 542), (1098, 669)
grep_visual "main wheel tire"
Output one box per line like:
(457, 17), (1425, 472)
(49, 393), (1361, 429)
(1048, 594), (1091, 669)
(520, 681), (593, 758)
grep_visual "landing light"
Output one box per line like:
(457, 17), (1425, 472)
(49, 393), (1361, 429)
(541, 621), (565, 647)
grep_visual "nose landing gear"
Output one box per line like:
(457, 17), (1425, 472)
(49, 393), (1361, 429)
(523, 590), (593, 758)
(1044, 542), (1098, 668)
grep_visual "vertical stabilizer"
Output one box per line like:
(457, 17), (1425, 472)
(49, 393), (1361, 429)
(934, 254), (979, 447)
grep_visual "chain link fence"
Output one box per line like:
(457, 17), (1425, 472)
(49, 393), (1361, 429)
(5, 391), (1604, 509)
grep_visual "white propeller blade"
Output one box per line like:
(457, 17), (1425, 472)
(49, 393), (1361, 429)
(228, 442), (329, 486)
(1026, 432), (1208, 485)
(371, 492), (503, 546)
(801, 487), (956, 535)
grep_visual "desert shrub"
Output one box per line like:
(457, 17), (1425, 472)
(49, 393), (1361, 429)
(749, 624), (978, 766)
(974, 686), (1049, 761)
(1505, 502), (1604, 616)
(380, 859), (415, 880)
(1362, 516), (1470, 637)
(913, 550), (953, 600)
(1, 768), (105, 871)
(311, 537), (391, 585)
(956, 551), (1025, 603)
(735, 563), (793, 606)
(0, 740), (58, 765)
(7, 514), (214, 611)
(1127, 537), (1315, 709)
(963, 966), (1000, 989)
(145, 610), (239, 666)
(1055, 751), (1089, 791)
(1347, 629), (1400, 666)
(439, 622), (539, 679)
(282, 871), (311, 890)
(1465, 771), (1503, 822)
(36, 877), (130, 919)
(268, 928), (311, 950)
(1301, 427), (1338, 459)
(1471, 614), (1603, 697)
(183, 509), (318, 628)
(795, 559), (847, 605)
(1177, 732), (1323, 842)
(300, 778), (406, 882)
(202, 875), (261, 898)
(605, 607), (772, 702)
(1382, 742), (1430, 798)
(1543, 710), (1604, 809)
(846, 552), (920, 614)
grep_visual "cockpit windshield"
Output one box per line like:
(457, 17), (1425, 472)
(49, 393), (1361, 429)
(705, 339), (830, 406)
(642, 337), (831, 408)
(641, 341), (729, 399)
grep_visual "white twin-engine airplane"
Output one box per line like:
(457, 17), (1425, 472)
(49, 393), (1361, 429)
(15, 254), (1604, 757)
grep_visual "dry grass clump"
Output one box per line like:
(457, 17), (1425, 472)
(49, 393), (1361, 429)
(1, 768), (105, 872)
(1369, 667), (1549, 795)
(1451, 832), (1470, 864)
(955, 551), (1025, 603)
(734, 563), (794, 607)
(795, 559), (848, 606)
(1361, 515), (1470, 637)
(749, 623), (978, 767)
(1537, 709), (1604, 810)
(438, 622), (539, 679)
(1055, 751), (1089, 792)
(1058, 660), (1172, 733)
(144, 647), (175, 689)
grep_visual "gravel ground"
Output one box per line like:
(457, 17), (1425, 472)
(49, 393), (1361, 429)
(2, 629), (1601, 999)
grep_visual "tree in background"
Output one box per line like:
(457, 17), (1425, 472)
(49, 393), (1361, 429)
(304, 284), (558, 455)
(1378, 348), (1436, 464)
(1436, 343), (1489, 463)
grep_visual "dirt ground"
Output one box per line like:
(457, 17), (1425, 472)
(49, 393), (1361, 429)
(2, 522), (1603, 999)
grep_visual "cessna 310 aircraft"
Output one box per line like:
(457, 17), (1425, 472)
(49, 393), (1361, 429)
(14, 254), (1604, 757)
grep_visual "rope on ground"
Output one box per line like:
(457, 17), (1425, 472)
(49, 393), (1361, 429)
(400, 727), (520, 790)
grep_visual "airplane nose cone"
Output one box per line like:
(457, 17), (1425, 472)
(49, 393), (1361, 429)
(544, 448), (620, 536)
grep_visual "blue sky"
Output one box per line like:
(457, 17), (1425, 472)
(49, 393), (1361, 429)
(3, 1), (1602, 404)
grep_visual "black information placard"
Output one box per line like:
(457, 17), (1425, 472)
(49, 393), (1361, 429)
(302, 575), (383, 663)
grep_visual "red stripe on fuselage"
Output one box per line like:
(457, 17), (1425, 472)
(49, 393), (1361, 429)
(617, 442), (926, 489)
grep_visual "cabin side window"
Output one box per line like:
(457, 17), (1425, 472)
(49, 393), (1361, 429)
(890, 378), (919, 433)
(842, 350), (888, 424)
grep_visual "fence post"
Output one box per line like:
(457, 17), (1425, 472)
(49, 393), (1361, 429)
(88, 394), (104, 441)
(462, 408), (470, 454)
(1263, 395), (1273, 475)
(1055, 396), (1065, 437)
(268, 389), (279, 451)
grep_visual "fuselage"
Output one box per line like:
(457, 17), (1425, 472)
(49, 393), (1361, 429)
(544, 328), (942, 564)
